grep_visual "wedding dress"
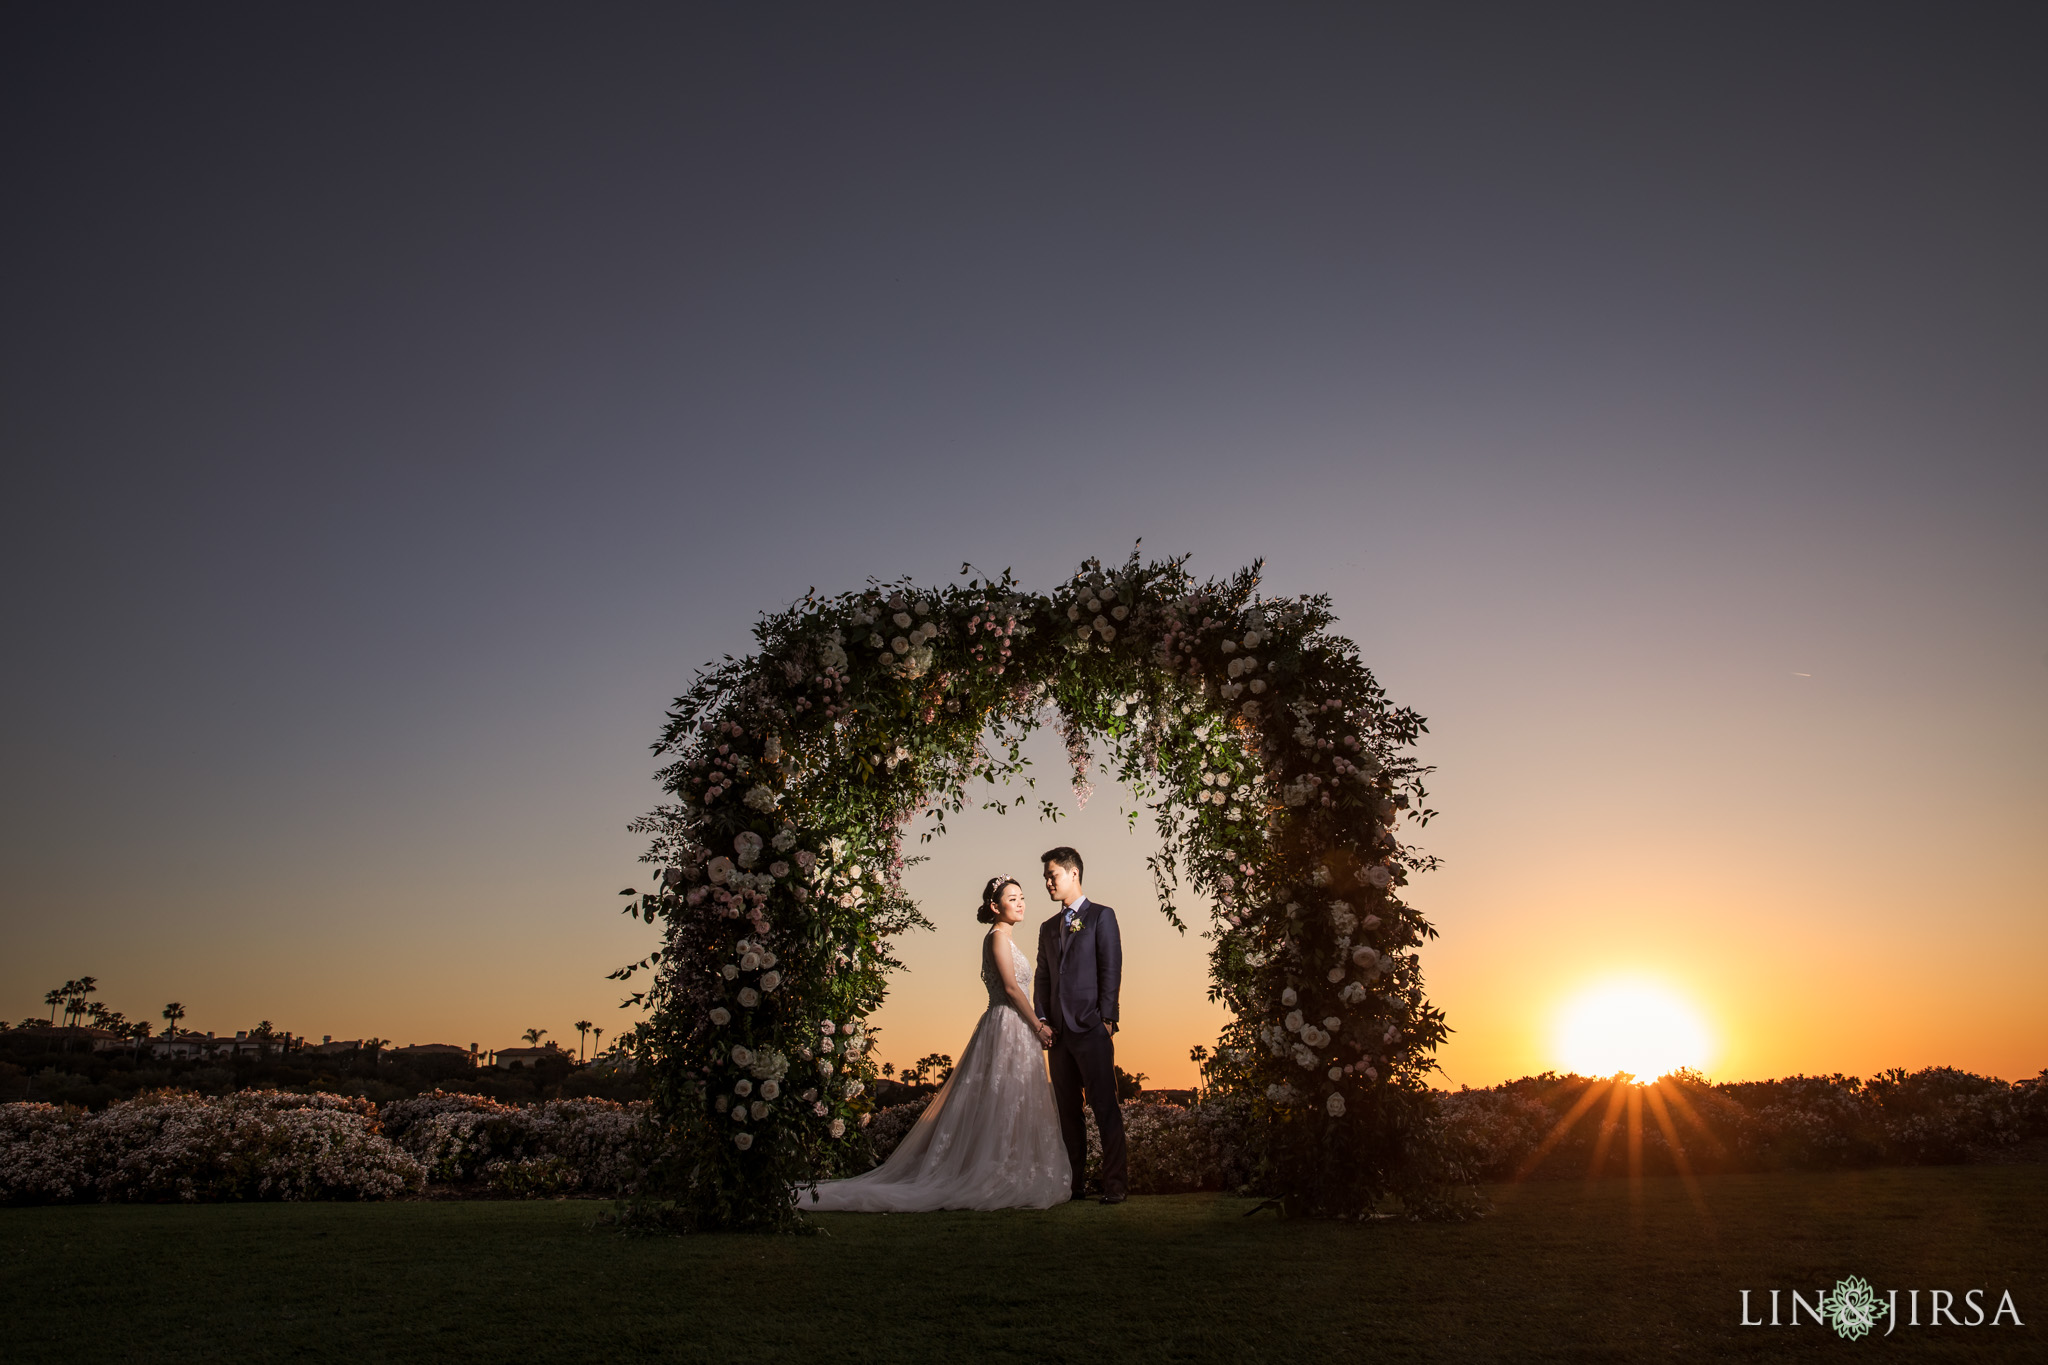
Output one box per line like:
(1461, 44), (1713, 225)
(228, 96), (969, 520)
(802, 930), (1072, 1211)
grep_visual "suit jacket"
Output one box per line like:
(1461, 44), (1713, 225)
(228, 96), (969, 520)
(1034, 899), (1122, 1035)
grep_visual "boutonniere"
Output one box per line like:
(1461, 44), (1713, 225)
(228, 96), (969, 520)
(1065, 912), (1084, 934)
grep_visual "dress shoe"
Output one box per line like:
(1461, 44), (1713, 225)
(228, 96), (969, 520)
(1098, 1191), (1126, 1204)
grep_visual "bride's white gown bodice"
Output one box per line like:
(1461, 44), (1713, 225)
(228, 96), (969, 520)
(803, 930), (1072, 1212)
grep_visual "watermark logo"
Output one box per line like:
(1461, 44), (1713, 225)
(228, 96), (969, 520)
(1740, 1278), (2023, 1337)
(1819, 1276), (1885, 1341)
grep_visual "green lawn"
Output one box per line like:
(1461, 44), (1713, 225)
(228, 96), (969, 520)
(3, 1166), (2041, 1363)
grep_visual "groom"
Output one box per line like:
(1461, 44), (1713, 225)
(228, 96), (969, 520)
(1034, 846), (1129, 1204)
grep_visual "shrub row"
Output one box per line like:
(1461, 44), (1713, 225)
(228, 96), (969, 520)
(1437, 1066), (2048, 1181)
(0, 1089), (649, 1205)
(7, 1067), (2041, 1205)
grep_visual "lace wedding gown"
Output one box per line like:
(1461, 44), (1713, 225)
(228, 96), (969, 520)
(803, 930), (1072, 1211)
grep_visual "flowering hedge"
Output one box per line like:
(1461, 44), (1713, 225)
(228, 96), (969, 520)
(619, 552), (1452, 1226)
(0, 1089), (651, 1205)
(1, 1090), (422, 1204)
(1437, 1067), (2048, 1182)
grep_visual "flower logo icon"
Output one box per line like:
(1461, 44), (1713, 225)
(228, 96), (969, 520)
(1820, 1275), (1887, 1341)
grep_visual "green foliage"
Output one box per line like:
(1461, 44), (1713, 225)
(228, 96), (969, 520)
(621, 552), (1453, 1226)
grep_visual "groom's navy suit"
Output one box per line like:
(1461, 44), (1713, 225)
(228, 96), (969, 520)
(1035, 896), (1129, 1200)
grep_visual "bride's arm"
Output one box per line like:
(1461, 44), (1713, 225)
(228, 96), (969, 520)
(988, 928), (1052, 1041)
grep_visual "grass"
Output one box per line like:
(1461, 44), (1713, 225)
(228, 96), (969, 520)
(3, 1166), (2042, 1363)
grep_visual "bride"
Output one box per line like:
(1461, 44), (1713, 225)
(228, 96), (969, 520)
(802, 876), (1073, 1211)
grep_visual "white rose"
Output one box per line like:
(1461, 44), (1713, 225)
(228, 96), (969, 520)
(1112, 604), (1128, 620)
(760, 971), (781, 992)
(1324, 1017), (1342, 1030)
(1365, 866), (1392, 889)
(721, 964), (739, 980)
(829, 1118), (846, 1138)
(734, 1132), (753, 1149)
(761, 1079), (780, 1100)
(794, 849), (816, 872)
(709, 1007), (731, 1026)
(731, 1045), (754, 1067)
(1220, 639), (1237, 654)
(769, 861), (789, 879)
(740, 951), (761, 971)
(1249, 679), (1266, 694)
(1285, 1009), (1305, 1032)
(820, 1019), (836, 1034)
(1326, 1093), (1346, 1118)
(734, 831), (764, 866)
(1328, 968), (1345, 984)
(750, 1100), (769, 1119)
(732, 1107), (747, 1123)
(708, 857), (734, 884)
(715, 1095), (729, 1112)
(738, 988), (759, 1007)
(760, 952), (776, 968)
(1328, 1068), (1342, 1081)
(735, 1079), (753, 1096)
(1281, 988), (1298, 1007)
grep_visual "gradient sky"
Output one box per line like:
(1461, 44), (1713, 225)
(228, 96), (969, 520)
(4, 5), (2043, 1089)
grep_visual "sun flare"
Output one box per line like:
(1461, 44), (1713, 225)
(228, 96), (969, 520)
(1556, 980), (1711, 1080)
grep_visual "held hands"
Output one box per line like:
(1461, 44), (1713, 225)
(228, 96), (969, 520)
(1034, 1018), (1055, 1048)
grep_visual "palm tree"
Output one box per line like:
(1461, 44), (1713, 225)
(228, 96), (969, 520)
(130, 1020), (151, 1060)
(522, 1028), (548, 1048)
(362, 1037), (386, 1071)
(161, 1002), (186, 1050)
(44, 986), (66, 1026)
(253, 1020), (276, 1061)
(63, 978), (97, 1052)
(590, 1026), (604, 1059)
(573, 1020), (593, 1061)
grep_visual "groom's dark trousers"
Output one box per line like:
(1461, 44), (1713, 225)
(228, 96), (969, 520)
(1037, 900), (1128, 1200)
(1048, 1024), (1127, 1199)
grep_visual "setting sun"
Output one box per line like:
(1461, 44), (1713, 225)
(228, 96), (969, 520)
(1556, 981), (1712, 1080)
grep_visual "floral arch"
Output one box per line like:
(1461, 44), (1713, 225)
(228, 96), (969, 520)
(617, 552), (1455, 1228)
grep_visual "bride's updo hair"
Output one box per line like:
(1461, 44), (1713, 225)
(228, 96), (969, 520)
(977, 876), (1021, 924)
